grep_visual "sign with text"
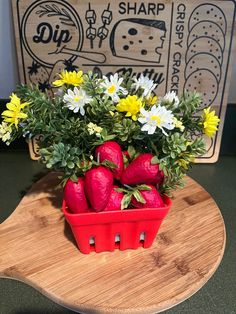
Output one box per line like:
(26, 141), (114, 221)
(12, 0), (236, 162)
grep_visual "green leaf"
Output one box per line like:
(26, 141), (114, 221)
(103, 134), (116, 141)
(67, 161), (75, 169)
(137, 184), (152, 191)
(133, 190), (146, 204)
(70, 174), (78, 182)
(121, 194), (132, 210)
(101, 159), (117, 169)
(115, 188), (125, 193)
(128, 146), (136, 159)
(151, 156), (159, 165)
(61, 160), (67, 167)
(76, 160), (82, 168)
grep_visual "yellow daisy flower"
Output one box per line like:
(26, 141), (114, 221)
(202, 107), (220, 137)
(116, 95), (143, 121)
(146, 95), (158, 106)
(2, 93), (29, 128)
(176, 154), (195, 170)
(0, 122), (12, 143)
(53, 70), (84, 87)
(177, 158), (189, 170)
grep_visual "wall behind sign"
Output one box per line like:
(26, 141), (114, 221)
(0, 0), (19, 98)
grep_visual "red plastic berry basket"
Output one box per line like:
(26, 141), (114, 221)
(62, 195), (172, 254)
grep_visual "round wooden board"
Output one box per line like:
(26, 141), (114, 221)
(0, 173), (225, 314)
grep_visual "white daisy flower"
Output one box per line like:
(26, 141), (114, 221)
(63, 87), (91, 115)
(133, 74), (157, 98)
(138, 105), (175, 136)
(162, 91), (179, 107)
(101, 73), (127, 102)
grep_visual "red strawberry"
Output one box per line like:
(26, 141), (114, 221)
(64, 178), (88, 213)
(104, 186), (124, 211)
(95, 141), (124, 180)
(85, 166), (113, 212)
(121, 153), (164, 185)
(132, 185), (164, 208)
(156, 169), (164, 186)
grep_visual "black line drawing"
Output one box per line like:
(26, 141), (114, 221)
(184, 69), (219, 109)
(110, 18), (166, 63)
(184, 3), (231, 158)
(36, 4), (77, 27)
(63, 58), (78, 72)
(31, 134), (44, 157)
(51, 45), (106, 64)
(185, 36), (224, 66)
(15, 0), (236, 160)
(165, 2), (174, 94)
(21, 0), (83, 68)
(188, 3), (227, 34)
(185, 53), (222, 83)
(97, 3), (113, 48)
(28, 59), (49, 84)
(85, 3), (96, 49)
(205, 138), (214, 153)
(187, 20), (225, 51)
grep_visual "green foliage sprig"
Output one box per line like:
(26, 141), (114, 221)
(0, 70), (220, 194)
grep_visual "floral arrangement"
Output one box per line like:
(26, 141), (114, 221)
(0, 70), (220, 212)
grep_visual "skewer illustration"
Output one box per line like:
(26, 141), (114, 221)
(86, 3), (96, 49)
(97, 3), (112, 48)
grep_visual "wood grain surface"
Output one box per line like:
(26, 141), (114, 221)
(0, 173), (225, 314)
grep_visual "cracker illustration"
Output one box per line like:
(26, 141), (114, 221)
(187, 21), (225, 50)
(184, 69), (219, 108)
(110, 18), (166, 63)
(186, 37), (223, 65)
(189, 4), (227, 34)
(185, 53), (221, 82)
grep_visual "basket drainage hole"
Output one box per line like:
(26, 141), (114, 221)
(89, 237), (96, 251)
(140, 232), (145, 241)
(115, 234), (120, 249)
(89, 236), (95, 244)
(139, 232), (145, 247)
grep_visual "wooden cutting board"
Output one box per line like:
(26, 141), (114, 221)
(11, 0), (236, 162)
(0, 174), (225, 313)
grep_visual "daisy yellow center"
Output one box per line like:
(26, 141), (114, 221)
(107, 84), (116, 94)
(151, 115), (162, 126)
(74, 96), (81, 102)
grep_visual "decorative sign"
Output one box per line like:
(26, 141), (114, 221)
(12, 0), (236, 162)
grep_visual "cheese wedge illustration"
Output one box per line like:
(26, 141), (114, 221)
(110, 18), (166, 63)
